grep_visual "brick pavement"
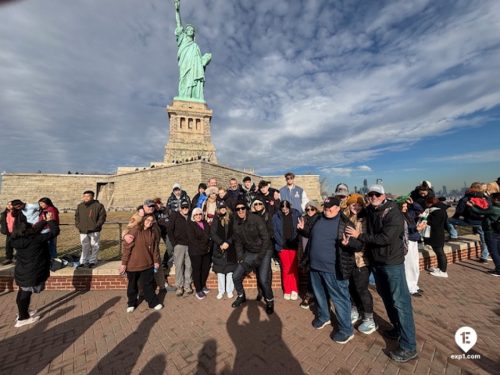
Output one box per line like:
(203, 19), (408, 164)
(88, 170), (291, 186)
(0, 260), (498, 375)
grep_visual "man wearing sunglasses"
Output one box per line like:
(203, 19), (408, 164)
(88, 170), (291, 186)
(231, 201), (274, 314)
(279, 172), (308, 214)
(345, 185), (417, 363)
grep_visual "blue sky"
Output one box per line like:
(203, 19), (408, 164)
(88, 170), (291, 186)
(1, 0), (499, 195)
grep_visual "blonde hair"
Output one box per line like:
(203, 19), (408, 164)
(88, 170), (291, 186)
(486, 182), (500, 194)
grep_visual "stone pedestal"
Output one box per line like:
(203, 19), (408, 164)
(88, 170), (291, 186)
(163, 100), (217, 164)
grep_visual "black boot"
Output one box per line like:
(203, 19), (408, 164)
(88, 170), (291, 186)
(231, 294), (246, 308)
(265, 299), (274, 315)
(256, 289), (263, 302)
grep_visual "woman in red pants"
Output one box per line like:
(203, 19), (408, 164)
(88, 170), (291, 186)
(272, 200), (301, 300)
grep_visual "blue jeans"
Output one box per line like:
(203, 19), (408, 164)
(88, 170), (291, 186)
(373, 264), (417, 352)
(485, 231), (500, 272)
(255, 249), (274, 301)
(449, 218), (489, 259)
(310, 270), (352, 337)
(48, 238), (58, 259)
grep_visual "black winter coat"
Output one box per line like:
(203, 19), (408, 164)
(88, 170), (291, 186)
(211, 215), (237, 274)
(168, 211), (190, 247)
(424, 206), (447, 248)
(360, 200), (406, 266)
(233, 213), (272, 263)
(11, 220), (59, 287)
(187, 220), (211, 256)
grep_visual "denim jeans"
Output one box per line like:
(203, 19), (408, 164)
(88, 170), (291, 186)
(233, 252), (261, 297)
(449, 218), (489, 259)
(373, 264), (417, 352)
(485, 231), (500, 272)
(255, 249), (274, 301)
(310, 270), (352, 337)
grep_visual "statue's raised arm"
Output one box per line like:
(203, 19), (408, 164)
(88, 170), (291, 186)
(174, 0), (182, 30)
(172, 0), (211, 103)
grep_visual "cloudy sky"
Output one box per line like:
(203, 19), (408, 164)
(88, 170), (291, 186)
(1, 0), (499, 195)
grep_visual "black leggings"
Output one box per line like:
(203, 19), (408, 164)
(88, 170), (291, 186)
(432, 246), (447, 272)
(16, 289), (32, 320)
(189, 253), (211, 293)
(349, 266), (373, 315)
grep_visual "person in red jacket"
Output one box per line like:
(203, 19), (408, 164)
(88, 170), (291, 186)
(38, 197), (60, 259)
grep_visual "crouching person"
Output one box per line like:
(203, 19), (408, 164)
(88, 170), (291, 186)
(231, 201), (274, 314)
(119, 214), (163, 313)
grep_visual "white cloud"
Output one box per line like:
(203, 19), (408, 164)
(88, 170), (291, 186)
(0, 0), (499, 179)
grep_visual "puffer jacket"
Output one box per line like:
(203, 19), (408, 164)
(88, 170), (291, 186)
(11, 220), (59, 287)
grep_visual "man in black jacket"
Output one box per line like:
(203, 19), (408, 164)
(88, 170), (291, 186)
(346, 185), (417, 363)
(231, 201), (274, 314)
(167, 200), (193, 296)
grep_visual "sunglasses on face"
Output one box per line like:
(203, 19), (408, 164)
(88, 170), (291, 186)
(194, 213), (203, 216)
(235, 206), (246, 212)
(305, 208), (316, 212)
(254, 202), (263, 206)
(368, 192), (382, 198)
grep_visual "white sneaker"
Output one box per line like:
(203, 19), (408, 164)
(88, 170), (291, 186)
(227, 292), (234, 299)
(216, 292), (224, 300)
(427, 266), (437, 272)
(15, 309), (37, 322)
(284, 293), (291, 300)
(153, 304), (163, 310)
(430, 270), (448, 278)
(126, 306), (135, 313)
(290, 291), (298, 301)
(14, 315), (40, 328)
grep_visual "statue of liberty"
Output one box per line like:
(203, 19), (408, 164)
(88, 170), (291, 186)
(173, 0), (212, 102)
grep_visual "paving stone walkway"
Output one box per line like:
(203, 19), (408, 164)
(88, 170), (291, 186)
(0, 259), (498, 375)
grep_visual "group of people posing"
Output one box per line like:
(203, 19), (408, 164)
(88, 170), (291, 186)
(2, 174), (499, 364)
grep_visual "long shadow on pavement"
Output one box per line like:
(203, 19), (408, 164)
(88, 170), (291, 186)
(227, 301), (304, 374)
(138, 354), (167, 374)
(196, 338), (217, 375)
(88, 312), (161, 374)
(0, 296), (120, 374)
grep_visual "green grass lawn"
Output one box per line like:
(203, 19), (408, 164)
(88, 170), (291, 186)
(0, 212), (169, 262)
